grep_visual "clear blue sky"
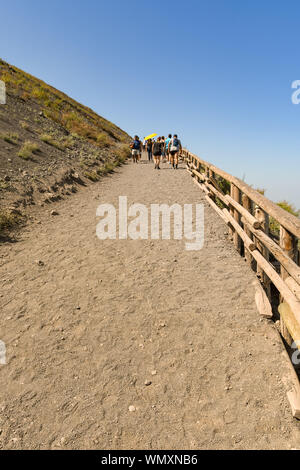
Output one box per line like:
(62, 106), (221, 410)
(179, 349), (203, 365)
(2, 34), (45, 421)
(1, 0), (299, 207)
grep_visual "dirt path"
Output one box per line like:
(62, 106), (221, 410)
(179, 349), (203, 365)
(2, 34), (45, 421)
(0, 154), (300, 450)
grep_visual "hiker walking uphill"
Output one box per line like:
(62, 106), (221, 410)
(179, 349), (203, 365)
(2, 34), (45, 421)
(152, 137), (163, 169)
(169, 134), (182, 169)
(131, 132), (182, 168)
(146, 138), (153, 162)
(161, 136), (166, 162)
(130, 136), (142, 163)
(165, 134), (172, 162)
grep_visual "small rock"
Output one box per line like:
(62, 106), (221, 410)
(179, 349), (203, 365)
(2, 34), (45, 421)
(151, 370), (157, 376)
(37, 260), (44, 266)
(128, 405), (136, 412)
(4, 175), (10, 182)
(144, 380), (152, 386)
(76, 306), (81, 310)
(51, 210), (59, 216)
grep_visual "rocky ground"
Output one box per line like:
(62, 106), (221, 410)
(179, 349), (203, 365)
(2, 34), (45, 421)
(0, 92), (127, 216)
(0, 59), (130, 230)
(0, 153), (300, 449)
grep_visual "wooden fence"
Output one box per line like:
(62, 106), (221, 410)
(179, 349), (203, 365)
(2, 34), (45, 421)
(182, 149), (300, 355)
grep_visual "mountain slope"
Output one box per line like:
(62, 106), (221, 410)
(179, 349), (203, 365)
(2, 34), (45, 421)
(0, 59), (131, 233)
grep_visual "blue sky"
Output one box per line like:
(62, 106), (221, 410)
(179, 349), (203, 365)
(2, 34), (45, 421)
(1, 0), (299, 207)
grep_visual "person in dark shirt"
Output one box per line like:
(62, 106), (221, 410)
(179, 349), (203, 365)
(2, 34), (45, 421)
(152, 137), (163, 170)
(146, 138), (153, 162)
(130, 135), (142, 163)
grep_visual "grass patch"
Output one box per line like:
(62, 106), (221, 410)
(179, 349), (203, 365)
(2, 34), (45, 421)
(0, 182), (9, 190)
(60, 135), (75, 149)
(270, 201), (300, 235)
(0, 210), (21, 231)
(43, 109), (62, 125)
(96, 133), (110, 148)
(1, 132), (19, 144)
(103, 162), (115, 174)
(31, 86), (51, 104)
(84, 170), (99, 182)
(20, 121), (30, 131)
(115, 145), (131, 162)
(18, 141), (39, 160)
(40, 134), (65, 151)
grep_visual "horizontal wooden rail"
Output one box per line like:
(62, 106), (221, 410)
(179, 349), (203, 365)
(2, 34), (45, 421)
(184, 150), (300, 238)
(182, 146), (300, 419)
(182, 148), (300, 352)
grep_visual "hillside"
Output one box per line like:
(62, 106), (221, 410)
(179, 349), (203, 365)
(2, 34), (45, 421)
(0, 59), (131, 233)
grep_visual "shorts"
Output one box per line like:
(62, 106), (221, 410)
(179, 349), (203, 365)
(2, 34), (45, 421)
(153, 152), (161, 157)
(132, 149), (140, 156)
(170, 150), (178, 156)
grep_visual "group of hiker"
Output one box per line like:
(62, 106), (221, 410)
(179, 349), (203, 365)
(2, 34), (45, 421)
(129, 134), (182, 169)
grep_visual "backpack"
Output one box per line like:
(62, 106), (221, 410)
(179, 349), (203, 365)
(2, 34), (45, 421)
(131, 139), (140, 150)
(170, 138), (179, 152)
(153, 141), (161, 154)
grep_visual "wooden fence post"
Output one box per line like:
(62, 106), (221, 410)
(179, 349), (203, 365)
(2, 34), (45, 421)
(280, 226), (298, 345)
(230, 183), (242, 252)
(209, 169), (214, 179)
(254, 207), (271, 296)
(242, 194), (254, 266)
(197, 160), (202, 182)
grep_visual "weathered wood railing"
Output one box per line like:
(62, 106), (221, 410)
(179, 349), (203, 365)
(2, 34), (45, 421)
(181, 149), (300, 357)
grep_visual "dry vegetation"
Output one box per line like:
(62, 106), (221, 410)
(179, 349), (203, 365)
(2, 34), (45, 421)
(0, 58), (131, 237)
